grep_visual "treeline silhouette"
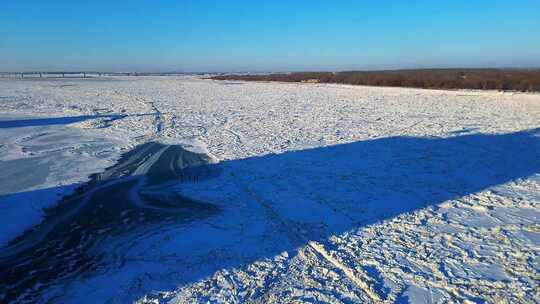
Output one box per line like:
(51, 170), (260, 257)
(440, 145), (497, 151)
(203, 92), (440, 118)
(212, 69), (540, 92)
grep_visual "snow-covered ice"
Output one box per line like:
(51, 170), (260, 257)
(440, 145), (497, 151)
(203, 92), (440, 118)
(0, 76), (539, 303)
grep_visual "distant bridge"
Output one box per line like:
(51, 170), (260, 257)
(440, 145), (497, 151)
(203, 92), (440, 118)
(0, 72), (195, 78)
(0, 72), (130, 78)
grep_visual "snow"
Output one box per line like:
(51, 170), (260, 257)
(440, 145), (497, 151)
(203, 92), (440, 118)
(0, 76), (539, 303)
(0, 115), (128, 246)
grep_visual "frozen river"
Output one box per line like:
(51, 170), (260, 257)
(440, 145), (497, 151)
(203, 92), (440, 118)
(0, 76), (539, 303)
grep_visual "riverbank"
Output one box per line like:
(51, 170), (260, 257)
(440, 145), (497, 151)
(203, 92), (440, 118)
(211, 69), (540, 92)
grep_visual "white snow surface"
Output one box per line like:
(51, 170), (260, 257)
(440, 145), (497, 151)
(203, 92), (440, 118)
(0, 76), (539, 303)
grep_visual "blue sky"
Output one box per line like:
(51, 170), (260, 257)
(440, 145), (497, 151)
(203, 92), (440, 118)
(1, 1), (539, 72)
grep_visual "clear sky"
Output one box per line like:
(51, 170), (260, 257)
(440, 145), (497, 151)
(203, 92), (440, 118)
(1, 1), (539, 72)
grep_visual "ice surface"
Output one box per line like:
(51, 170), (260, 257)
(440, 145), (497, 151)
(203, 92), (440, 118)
(0, 76), (539, 303)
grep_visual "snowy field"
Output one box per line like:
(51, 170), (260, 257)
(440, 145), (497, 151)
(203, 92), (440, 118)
(0, 76), (539, 303)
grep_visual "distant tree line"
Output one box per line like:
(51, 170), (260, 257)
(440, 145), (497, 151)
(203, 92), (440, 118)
(211, 69), (540, 92)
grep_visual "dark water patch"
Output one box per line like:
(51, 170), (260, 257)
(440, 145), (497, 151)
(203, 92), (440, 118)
(0, 142), (220, 303)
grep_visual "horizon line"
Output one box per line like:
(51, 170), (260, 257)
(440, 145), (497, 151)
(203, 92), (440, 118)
(2, 66), (540, 75)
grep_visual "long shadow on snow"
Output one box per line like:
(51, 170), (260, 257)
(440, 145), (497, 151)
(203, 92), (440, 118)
(0, 113), (157, 129)
(1, 128), (539, 302)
